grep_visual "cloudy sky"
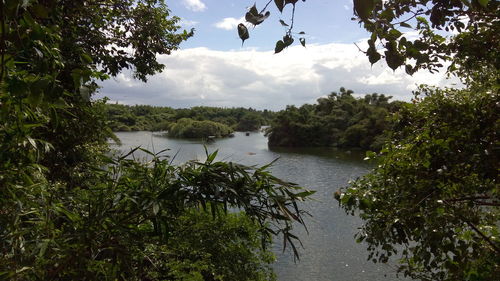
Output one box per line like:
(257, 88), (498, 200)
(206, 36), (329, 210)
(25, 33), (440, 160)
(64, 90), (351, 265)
(96, 0), (460, 110)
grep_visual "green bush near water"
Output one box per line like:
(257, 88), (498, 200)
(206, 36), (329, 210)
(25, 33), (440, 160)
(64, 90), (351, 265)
(168, 118), (234, 138)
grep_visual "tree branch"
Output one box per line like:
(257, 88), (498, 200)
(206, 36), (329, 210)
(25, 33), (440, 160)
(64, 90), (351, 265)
(260, 0), (273, 14)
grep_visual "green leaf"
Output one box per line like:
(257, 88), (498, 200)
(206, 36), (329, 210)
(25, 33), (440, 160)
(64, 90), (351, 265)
(353, 0), (374, 20)
(80, 53), (93, 64)
(400, 22), (412, 28)
(367, 46), (381, 65)
(387, 29), (403, 41)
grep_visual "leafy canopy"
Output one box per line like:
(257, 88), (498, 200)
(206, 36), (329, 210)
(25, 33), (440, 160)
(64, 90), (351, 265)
(1, 0), (314, 279)
(337, 87), (499, 280)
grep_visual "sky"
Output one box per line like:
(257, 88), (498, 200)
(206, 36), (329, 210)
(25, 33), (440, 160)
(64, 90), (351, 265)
(96, 0), (460, 110)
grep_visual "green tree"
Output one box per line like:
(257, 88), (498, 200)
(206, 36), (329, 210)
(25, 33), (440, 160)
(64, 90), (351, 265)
(337, 87), (499, 280)
(266, 88), (400, 150)
(1, 1), (314, 279)
(168, 118), (234, 138)
(244, 1), (499, 280)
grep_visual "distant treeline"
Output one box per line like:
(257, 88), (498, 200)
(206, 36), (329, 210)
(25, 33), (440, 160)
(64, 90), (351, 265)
(105, 104), (275, 134)
(266, 88), (406, 151)
(107, 88), (405, 150)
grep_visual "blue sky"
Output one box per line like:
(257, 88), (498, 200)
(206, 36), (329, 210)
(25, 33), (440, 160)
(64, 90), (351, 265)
(97, 0), (459, 110)
(168, 0), (369, 50)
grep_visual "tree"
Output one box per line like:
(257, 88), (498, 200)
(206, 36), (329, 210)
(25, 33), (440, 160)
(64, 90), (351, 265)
(266, 88), (401, 150)
(168, 118), (233, 138)
(243, 1), (499, 280)
(337, 86), (499, 280)
(1, 1), (314, 279)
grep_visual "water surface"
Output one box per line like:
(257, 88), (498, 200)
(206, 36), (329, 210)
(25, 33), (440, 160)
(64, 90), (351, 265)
(112, 131), (404, 281)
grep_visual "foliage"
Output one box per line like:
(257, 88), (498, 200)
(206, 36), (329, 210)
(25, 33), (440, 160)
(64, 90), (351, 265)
(2, 148), (313, 279)
(104, 103), (273, 132)
(168, 118), (233, 138)
(1, 0), (312, 279)
(157, 210), (276, 281)
(336, 86), (499, 280)
(0, 0), (191, 183)
(267, 87), (403, 151)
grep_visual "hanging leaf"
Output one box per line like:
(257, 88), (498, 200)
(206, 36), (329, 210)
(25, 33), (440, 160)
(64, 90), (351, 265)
(238, 23), (249, 46)
(246, 11), (270, 26)
(385, 50), (404, 70)
(353, 0), (374, 20)
(405, 64), (415, 75)
(387, 29), (403, 41)
(298, 31), (305, 35)
(275, 40), (285, 54)
(249, 3), (258, 16)
(245, 4), (270, 26)
(279, 19), (289, 26)
(275, 0), (285, 12)
(400, 22), (412, 28)
(367, 46), (381, 65)
(299, 37), (306, 47)
(283, 35), (294, 47)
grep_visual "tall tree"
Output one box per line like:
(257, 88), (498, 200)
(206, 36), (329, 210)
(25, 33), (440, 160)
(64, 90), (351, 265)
(1, 1), (314, 279)
(243, 1), (499, 280)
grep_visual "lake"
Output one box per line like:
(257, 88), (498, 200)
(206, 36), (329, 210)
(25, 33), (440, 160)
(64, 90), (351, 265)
(112, 131), (405, 281)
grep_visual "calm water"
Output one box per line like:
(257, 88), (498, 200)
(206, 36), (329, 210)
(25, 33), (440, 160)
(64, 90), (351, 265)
(112, 131), (404, 281)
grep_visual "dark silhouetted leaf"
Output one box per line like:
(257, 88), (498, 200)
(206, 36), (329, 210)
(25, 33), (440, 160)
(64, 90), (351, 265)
(275, 40), (285, 53)
(353, 0), (374, 20)
(283, 35), (294, 47)
(238, 23), (249, 46)
(275, 0), (285, 12)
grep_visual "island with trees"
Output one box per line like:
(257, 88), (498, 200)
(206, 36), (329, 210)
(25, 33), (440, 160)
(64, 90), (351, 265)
(104, 103), (273, 137)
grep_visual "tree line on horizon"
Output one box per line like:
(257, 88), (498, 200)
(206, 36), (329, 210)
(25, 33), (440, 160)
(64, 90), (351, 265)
(107, 88), (405, 152)
(105, 103), (274, 134)
(265, 88), (405, 151)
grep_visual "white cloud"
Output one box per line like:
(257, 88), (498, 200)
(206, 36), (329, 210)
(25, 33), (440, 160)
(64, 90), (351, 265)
(214, 17), (245, 30)
(180, 19), (198, 27)
(97, 42), (460, 110)
(182, 0), (206, 12)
